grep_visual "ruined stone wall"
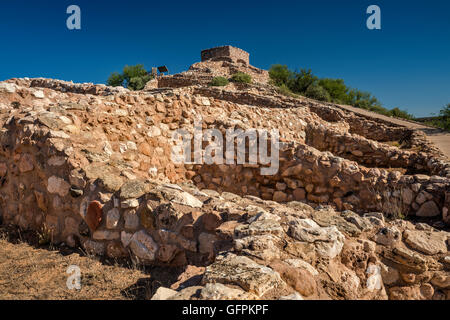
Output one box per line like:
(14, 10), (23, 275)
(0, 78), (449, 275)
(201, 46), (250, 65)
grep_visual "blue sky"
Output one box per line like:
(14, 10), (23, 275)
(0, 0), (449, 117)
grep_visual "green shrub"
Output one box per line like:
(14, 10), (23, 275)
(231, 72), (252, 84)
(267, 63), (417, 121)
(275, 83), (297, 97)
(107, 64), (153, 90)
(269, 64), (292, 86)
(209, 76), (229, 87)
(305, 84), (330, 102)
(289, 69), (318, 94)
(389, 107), (414, 120)
(318, 78), (348, 103)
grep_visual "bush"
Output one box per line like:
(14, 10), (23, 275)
(269, 64), (292, 86)
(289, 69), (318, 94)
(231, 72), (252, 84)
(305, 84), (330, 102)
(318, 78), (348, 103)
(267, 64), (417, 121)
(209, 76), (229, 87)
(275, 83), (297, 97)
(389, 107), (414, 120)
(107, 64), (153, 91)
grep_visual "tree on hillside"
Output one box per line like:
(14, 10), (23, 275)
(289, 69), (318, 94)
(269, 64), (292, 86)
(107, 64), (153, 91)
(318, 78), (348, 103)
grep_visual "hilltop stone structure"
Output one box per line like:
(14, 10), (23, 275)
(201, 45), (250, 65)
(0, 47), (448, 300)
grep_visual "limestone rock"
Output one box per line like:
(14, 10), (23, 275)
(129, 230), (158, 262)
(47, 176), (70, 197)
(288, 218), (345, 259)
(416, 201), (440, 217)
(403, 230), (447, 255)
(199, 283), (257, 300)
(202, 253), (285, 297)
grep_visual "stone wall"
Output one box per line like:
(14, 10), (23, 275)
(201, 46), (250, 65)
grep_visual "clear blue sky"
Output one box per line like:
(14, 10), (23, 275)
(0, 0), (449, 117)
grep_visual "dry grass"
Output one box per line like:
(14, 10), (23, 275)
(0, 226), (181, 300)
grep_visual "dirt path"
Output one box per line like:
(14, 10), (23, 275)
(336, 104), (450, 160)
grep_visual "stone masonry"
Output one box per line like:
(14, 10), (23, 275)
(0, 47), (448, 300)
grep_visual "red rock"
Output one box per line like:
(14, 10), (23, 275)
(85, 201), (103, 231)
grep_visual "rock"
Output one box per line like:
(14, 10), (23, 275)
(292, 188), (306, 201)
(47, 176), (70, 197)
(85, 201), (103, 232)
(389, 286), (422, 300)
(198, 232), (217, 257)
(129, 230), (158, 262)
(420, 283), (434, 299)
(279, 292), (304, 300)
(288, 219), (345, 259)
(120, 180), (149, 199)
(403, 230), (447, 255)
(159, 187), (203, 208)
(92, 230), (120, 240)
(366, 264), (383, 291)
(374, 226), (401, 247)
(385, 247), (428, 273)
(202, 253), (285, 297)
(431, 272), (450, 289)
(234, 234), (282, 261)
(33, 90), (45, 98)
(106, 208), (120, 229)
(199, 283), (257, 300)
(121, 231), (133, 247)
(83, 240), (105, 255)
(343, 211), (373, 231)
(106, 241), (128, 258)
(269, 261), (316, 297)
(273, 191), (287, 202)
(121, 198), (139, 209)
(18, 154), (34, 173)
(235, 219), (283, 238)
(124, 210), (140, 230)
(151, 287), (177, 300)
(284, 258), (319, 276)
(380, 263), (399, 285)
(147, 126), (161, 137)
(416, 201), (440, 217)
(311, 210), (361, 237)
(402, 188), (414, 205)
(0, 83), (17, 93)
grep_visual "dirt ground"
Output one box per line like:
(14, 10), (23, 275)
(0, 226), (181, 300)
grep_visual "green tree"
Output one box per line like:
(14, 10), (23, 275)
(440, 104), (450, 118)
(305, 84), (331, 102)
(107, 72), (124, 87)
(269, 64), (292, 86)
(318, 78), (348, 103)
(289, 69), (318, 94)
(389, 107), (414, 120)
(107, 64), (152, 91)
